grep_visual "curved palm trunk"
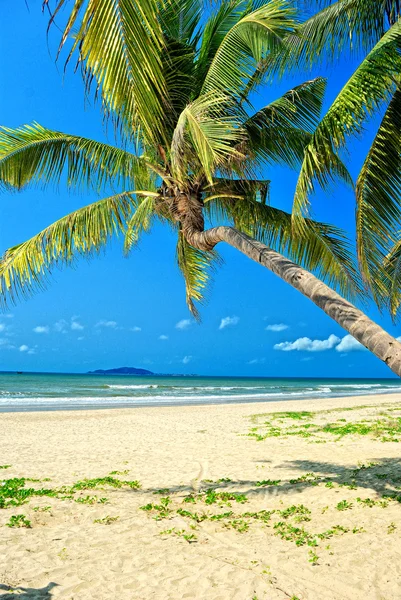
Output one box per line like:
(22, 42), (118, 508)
(185, 224), (401, 378)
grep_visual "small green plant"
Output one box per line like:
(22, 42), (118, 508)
(352, 526), (365, 534)
(109, 470), (129, 475)
(336, 500), (353, 511)
(71, 476), (140, 490)
(176, 508), (207, 522)
(6, 514), (31, 528)
(279, 505), (311, 523)
(387, 522), (397, 534)
(255, 479), (281, 487)
(0, 465), (11, 469)
(75, 495), (98, 505)
(308, 549), (319, 565)
(58, 547), (68, 561)
(224, 518), (249, 533)
(32, 506), (51, 512)
(93, 515), (119, 525)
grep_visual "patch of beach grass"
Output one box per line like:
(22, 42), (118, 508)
(6, 514), (31, 528)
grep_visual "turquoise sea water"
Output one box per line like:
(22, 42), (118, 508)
(0, 372), (401, 412)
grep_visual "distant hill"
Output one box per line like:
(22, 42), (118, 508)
(87, 367), (154, 376)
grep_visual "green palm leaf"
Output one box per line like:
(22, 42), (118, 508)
(292, 20), (401, 226)
(47, 0), (168, 146)
(356, 86), (401, 308)
(384, 237), (401, 316)
(124, 195), (159, 253)
(243, 78), (326, 169)
(0, 123), (147, 192)
(176, 231), (220, 319)
(0, 192), (140, 306)
(171, 93), (245, 185)
(201, 0), (297, 101)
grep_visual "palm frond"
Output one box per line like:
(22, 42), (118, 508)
(176, 231), (220, 319)
(243, 78), (326, 169)
(384, 237), (401, 317)
(292, 20), (401, 226)
(205, 196), (363, 300)
(124, 195), (159, 253)
(282, 0), (388, 72)
(171, 93), (245, 185)
(47, 0), (168, 146)
(0, 192), (140, 306)
(356, 86), (401, 308)
(194, 0), (247, 96)
(201, 0), (297, 102)
(0, 123), (147, 192)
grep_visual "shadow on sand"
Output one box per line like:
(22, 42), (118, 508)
(0, 583), (58, 599)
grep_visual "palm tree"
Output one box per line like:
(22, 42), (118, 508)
(1, 0), (401, 375)
(286, 1), (401, 316)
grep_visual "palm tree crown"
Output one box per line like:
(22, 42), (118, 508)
(0, 0), (361, 318)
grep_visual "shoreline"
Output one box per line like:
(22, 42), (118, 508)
(1, 387), (401, 413)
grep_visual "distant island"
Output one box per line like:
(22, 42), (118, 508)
(87, 367), (154, 376)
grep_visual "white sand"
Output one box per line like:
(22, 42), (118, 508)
(1, 393), (401, 599)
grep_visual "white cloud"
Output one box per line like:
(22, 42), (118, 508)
(335, 335), (365, 353)
(219, 316), (239, 330)
(274, 334), (340, 353)
(248, 358), (265, 365)
(33, 326), (49, 334)
(71, 319), (84, 331)
(0, 338), (15, 350)
(265, 323), (288, 332)
(0, 324), (6, 333)
(54, 319), (68, 333)
(176, 319), (192, 330)
(0, 314), (13, 319)
(159, 335), (169, 340)
(130, 326), (142, 332)
(77, 337), (84, 341)
(19, 344), (36, 354)
(182, 355), (192, 364)
(96, 320), (117, 329)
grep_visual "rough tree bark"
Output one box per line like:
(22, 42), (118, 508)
(182, 214), (401, 377)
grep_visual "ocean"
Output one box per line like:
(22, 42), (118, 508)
(0, 372), (400, 412)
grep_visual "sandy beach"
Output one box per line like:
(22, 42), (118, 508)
(1, 393), (401, 599)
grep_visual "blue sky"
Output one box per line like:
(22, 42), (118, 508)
(0, 2), (399, 377)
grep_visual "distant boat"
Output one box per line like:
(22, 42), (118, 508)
(17, 371), (23, 375)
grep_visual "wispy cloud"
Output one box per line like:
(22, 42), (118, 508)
(247, 358), (265, 365)
(96, 320), (118, 329)
(71, 317), (84, 331)
(0, 324), (6, 333)
(274, 334), (340, 352)
(0, 338), (14, 350)
(219, 316), (239, 330)
(182, 355), (192, 364)
(54, 319), (68, 333)
(159, 334), (169, 341)
(130, 326), (142, 332)
(176, 319), (193, 330)
(33, 326), (49, 334)
(265, 323), (288, 332)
